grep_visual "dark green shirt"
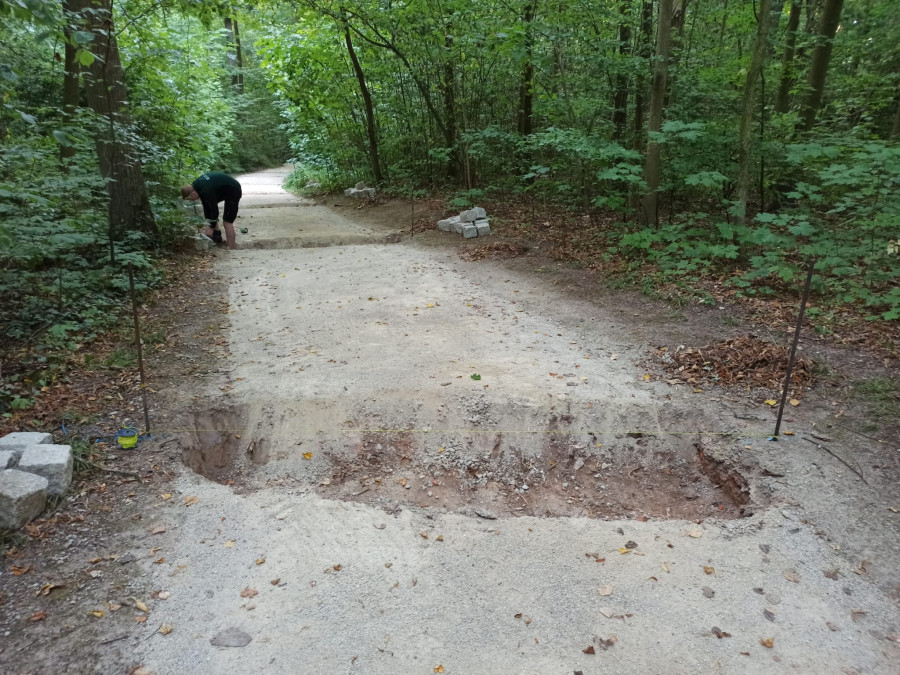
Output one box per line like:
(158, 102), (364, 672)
(192, 172), (241, 223)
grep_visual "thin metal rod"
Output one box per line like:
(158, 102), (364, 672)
(127, 263), (151, 434)
(774, 257), (815, 438)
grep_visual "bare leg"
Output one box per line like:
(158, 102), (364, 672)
(223, 221), (237, 249)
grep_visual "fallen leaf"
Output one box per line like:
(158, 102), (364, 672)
(764, 399), (777, 406)
(434, 666), (444, 673)
(711, 626), (732, 638)
(597, 585), (613, 596)
(419, 532), (429, 539)
(783, 431), (795, 436)
(35, 583), (63, 596)
(157, 592), (170, 600)
(256, 558), (266, 565)
(826, 621), (839, 631)
(524, 616), (532, 625)
(240, 588), (258, 598)
(150, 525), (166, 535)
(647, 576), (658, 581)
(789, 399), (800, 406)
(131, 598), (149, 612)
(783, 570), (800, 583)
(850, 610), (866, 622)
(161, 493), (172, 500)
(436, 535), (444, 542)
(470, 374), (481, 381)
(703, 566), (715, 575)
(688, 530), (703, 538)
(760, 637), (774, 648)
(618, 547), (631, 554)
(224, 540), (235, 548)
(583, 645), (596, 654)
(107, 602), (121, 611)
(12, 565), (31, 575)
(302, 452), (313, 460)
(399, 478), (408, 487)
(153, 557), (164, 564)
(662, 562), (670, 573)
(642, 374), (651, 381)
(514, 613), (522, 618)
(275, 509), (292, 520)
(158, 624), (173, 635)
(183, 495), (199, 506)
(854, 560), (869, 576)
(135, 616), (147, 623)
(88, 610), (104, 618)
(333, 564), (343, 571)
(270, 579), (281, 586)
(29, 610), (47, 622)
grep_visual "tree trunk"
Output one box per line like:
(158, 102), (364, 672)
(774, 0), (802, 113)
(517, 0), (538, 136)
(440, 31), (459, 178)
(632, 0), (654, 148)
(666, 0), (690, 105)
(233, 19), (244, 94)
(640, 0), (674, 227)
(736, 0), (773, 225)
(798, 0), (844, 131)
(77, 0), (155, 239)
(892, 97), (900, 139)
(61, 0), (80, 166)
(612, 0), (631, 139)
(344, 24), (383, 183)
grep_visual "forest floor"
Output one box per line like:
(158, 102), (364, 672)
(0, 166), (898, 674)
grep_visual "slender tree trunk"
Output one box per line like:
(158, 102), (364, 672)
(440, 31), (459, 178)
(666, 0), (690, 105)
(632, 0), (654, 148)
(233, 19), (244, 94)
(77, 0), (155, 239)
(774, 0), (802, 113)
(61, 0), (80, 166)
(736, 0), (773, 224)
(892, 97), (900, 139)
(798, 0), (844, 131)
(612, 0), (631, 139)
(640, 0), (674, 227)
(517, 0), (538, 136)
(344, 24), (383, 183)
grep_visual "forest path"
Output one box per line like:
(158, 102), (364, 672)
(126, 167), (898, 673)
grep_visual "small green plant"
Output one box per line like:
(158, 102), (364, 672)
(852, 377), (900, 424)
(104, 348), (137, 370)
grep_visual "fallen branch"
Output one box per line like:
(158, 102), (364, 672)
(801, 436), (868, 486)
(76, 459), (143, 481)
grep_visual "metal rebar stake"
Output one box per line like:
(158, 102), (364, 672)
(127, 262), (151, 435)
(773, 257), (816, 439)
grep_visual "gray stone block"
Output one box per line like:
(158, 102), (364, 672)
(451, 220), (464, 234)
(344, 187), (354, 197)
(363, 187), (376, 198)
(475, 219), (492, 236)
(17, 445), (73, 496)
(0, 469), (48, 530)
(472, 206), (487, 219)
(461, 224), (478, 238)
(0, 432), (52, 461)
(459, 209), (476, 223)
(437, 215), (461, 232)
(0, 451), (16, 469)
(355, 181), (367, 190)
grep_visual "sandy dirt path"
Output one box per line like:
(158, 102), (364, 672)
(49, 168), (900, 673)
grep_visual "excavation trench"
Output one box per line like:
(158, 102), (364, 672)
(179, 402), (758, 520)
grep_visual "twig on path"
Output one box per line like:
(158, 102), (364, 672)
(801, 436), (868, 486)
(77, 460), (143, 481)
(98, 634), (129, 646)
(831, 422), (887, 445)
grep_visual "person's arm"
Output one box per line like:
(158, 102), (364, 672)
(200, 198), (219, 226)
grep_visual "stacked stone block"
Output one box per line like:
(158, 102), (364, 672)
(437, 206), (491, 238)
(344, 181), (376, 198)
(0, 432), (74, 530)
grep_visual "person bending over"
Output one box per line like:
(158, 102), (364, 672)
(181, 172), (242, 249)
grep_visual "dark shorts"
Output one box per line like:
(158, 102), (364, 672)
(222, 185), (242, 223)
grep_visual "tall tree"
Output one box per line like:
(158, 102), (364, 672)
(774, 0), (802, 113)
(343, 21), (383, 183)
(632, 0), (654, 147)
(798, 0), (844, 130)
(60, 0), (80, 166)
(517, 0), (538, 137)
(736, 0), (773, 224)
(611, 0), (631, 139)
(76, 0), (156, 239)
(640, 0), (673, 227)
(224, 17), (244, 94)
